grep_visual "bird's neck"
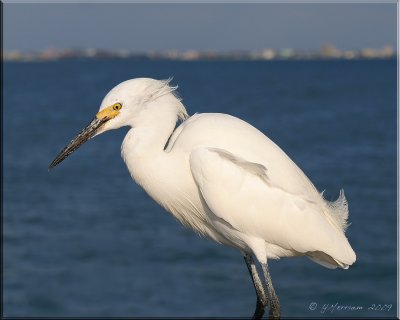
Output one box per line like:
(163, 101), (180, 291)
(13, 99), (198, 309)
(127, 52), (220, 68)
(121, 96), (184, 186)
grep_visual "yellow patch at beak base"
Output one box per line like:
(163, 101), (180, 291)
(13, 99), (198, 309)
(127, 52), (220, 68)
(96, 105), (120, 120)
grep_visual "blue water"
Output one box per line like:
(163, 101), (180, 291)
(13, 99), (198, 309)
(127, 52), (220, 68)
(3, 59), (397, 318)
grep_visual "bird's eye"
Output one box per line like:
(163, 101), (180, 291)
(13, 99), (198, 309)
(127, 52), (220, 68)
(113, 103), (122, 111)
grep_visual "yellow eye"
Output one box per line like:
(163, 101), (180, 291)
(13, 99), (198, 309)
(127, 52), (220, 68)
(113, 103), (122, 111)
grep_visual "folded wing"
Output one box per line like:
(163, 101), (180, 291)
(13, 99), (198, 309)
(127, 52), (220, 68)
(190, 147), (356, 268)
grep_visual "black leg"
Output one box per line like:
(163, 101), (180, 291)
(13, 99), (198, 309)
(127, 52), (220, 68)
(261, 260), (281, 319)
(243, 253), (268, 319)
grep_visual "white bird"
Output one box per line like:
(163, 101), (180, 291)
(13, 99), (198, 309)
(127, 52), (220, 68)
(49, 78), (356, 319)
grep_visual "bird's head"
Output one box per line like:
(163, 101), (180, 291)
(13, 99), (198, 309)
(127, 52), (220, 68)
(49, 78), (187, 170)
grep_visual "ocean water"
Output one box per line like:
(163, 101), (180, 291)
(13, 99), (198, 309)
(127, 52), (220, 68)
(3, 59), (397, 318)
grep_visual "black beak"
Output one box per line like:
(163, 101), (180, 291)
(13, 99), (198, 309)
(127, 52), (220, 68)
(49, 117), (108, 170)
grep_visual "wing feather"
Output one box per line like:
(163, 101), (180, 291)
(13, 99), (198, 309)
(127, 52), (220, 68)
(190, 147), (356, 267)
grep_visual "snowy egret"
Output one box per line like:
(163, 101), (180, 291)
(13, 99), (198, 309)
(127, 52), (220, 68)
(49, 78), (356, 319)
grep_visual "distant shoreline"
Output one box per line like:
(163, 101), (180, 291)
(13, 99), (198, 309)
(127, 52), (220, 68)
(3, 44), (396, 62)
(3, 56), (396, 63)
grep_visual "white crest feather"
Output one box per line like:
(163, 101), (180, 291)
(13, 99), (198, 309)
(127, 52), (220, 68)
(144, 77), (189, 122)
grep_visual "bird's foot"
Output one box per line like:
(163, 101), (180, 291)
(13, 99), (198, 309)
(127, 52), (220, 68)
(268, 302), (281, 319)
(252, 297), (268, 319)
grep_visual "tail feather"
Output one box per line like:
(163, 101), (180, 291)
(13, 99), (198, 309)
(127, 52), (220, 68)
(307, 251), (353, 269)
(311, 189), (356, 268)
(322, 189), (349, 232)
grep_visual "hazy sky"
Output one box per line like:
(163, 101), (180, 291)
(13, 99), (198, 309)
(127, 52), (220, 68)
(4, 3), (397, 52)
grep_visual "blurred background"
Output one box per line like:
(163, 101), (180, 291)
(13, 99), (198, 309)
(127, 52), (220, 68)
(3, 2), (397, 318)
